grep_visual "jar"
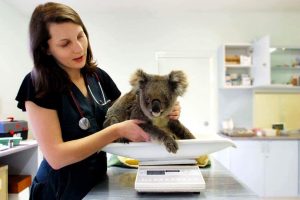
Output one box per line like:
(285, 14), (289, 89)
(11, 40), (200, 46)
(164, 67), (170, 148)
(291, 75), (298, 86)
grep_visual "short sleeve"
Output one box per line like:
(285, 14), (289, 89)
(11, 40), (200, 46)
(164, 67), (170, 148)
(15, 73), (59, 111)
(95, 68), (121, 102)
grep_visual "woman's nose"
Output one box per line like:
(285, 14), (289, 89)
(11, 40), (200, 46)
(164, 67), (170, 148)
(73, 41), (83, 53)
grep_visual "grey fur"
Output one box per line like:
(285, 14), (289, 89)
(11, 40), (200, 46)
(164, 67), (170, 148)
(103, 69), (195, 153)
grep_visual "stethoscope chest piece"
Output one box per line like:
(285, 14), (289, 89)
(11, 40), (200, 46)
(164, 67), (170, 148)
(79, 117), (90, 130)
(70, 72), (111, 131)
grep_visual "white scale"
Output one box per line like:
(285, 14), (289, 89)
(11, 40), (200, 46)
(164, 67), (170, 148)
(102, 138), (235, 192)
(134, 159), (205, 192)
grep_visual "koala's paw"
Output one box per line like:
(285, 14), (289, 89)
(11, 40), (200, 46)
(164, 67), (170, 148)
(115, 138), (130, 144)
(163, 137), (178, 153)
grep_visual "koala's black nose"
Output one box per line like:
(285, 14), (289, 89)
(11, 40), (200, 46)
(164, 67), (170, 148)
(152, 99), (161, 113)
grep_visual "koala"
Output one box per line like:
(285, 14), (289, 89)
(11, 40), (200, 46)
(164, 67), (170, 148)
(103, 69), (195, 153)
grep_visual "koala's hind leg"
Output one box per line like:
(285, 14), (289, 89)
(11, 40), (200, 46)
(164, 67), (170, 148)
(168, 120), (195, 139)
(139, 123), (178, 153)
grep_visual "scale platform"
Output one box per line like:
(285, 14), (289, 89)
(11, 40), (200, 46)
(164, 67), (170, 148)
(102, 138), (235, 193)
(135, 163), (205, 193)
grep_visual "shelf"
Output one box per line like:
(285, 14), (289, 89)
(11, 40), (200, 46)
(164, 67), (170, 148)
(224, 43), (251, 48)
(253, 85), (300, 93)
(221, 85), (252, 89)
(271, 66), (300, 70)
(226, 64), (252, 68)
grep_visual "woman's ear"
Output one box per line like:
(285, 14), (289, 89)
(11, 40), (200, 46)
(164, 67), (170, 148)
(46, 48), (51, 55)
(41, 45), (51, 55)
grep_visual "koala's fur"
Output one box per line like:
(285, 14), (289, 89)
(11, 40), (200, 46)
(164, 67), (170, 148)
(103, 69), (195, 153)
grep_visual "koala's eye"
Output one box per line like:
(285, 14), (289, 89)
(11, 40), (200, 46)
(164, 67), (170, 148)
(163, 96), (168, 104)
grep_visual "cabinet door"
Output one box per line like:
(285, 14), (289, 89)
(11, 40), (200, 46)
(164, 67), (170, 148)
(156, 51), (217, 136)
(264, 141), (298, 197)
(254, 93), (300, 130)
(252, 36), (271, 86)
(254, 93), (281, 128)
(280, 94), (300, 129)
(229, 141), (265, 196)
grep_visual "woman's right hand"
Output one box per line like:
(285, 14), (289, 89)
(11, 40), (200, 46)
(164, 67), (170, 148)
(115, 120), (150, 142)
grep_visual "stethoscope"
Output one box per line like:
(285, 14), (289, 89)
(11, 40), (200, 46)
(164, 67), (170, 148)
(70, 72), (111, 130)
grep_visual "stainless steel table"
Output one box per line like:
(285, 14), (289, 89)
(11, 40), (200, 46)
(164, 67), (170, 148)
(84, 159), (259, 200)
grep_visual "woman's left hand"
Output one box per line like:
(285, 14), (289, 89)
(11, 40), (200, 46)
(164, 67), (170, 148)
(168, 101), (181, 120)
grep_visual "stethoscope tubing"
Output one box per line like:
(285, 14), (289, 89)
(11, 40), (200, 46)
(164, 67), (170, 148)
(69, 72), (110, 130)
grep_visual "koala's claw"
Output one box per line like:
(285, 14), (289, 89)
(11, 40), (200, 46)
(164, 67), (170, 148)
(164, 138), (178, 153)
(115, 138), (130, 143)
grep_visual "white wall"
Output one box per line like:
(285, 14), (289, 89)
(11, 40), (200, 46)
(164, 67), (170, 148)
(0, 1), (32, 120)
(1, 1), (300, 131)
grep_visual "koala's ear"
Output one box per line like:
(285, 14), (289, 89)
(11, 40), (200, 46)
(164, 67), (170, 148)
(168, 70), (188, 96)
(130, 69), (148, 89)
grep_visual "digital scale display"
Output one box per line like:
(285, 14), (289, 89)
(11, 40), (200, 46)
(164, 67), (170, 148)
(147, 170), (180, 175)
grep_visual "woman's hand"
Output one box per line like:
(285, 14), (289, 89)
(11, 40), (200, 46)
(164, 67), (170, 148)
(116, 120), (150, 142)
(168, 101), (181, 120)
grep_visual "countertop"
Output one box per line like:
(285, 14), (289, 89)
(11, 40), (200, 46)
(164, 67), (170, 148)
(219, 132), (300, 141)
(84, 159), (259, 200)
(0, 139), (38, 157)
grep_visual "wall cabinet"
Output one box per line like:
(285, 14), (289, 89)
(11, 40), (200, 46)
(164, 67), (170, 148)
(214, 140), (299, 197)
(271, 47), (300, 86)
(219, 36), (270, 89)
(219, 37), (300, 90)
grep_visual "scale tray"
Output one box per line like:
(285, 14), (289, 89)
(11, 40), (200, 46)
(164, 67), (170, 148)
(102, 135), (235, 161)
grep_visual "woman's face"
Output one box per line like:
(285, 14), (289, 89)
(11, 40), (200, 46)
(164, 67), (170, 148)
(47, 22), (88, 73)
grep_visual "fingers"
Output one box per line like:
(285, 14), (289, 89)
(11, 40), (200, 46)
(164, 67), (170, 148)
(168, 109), (180, 120)
(119, 120), (150, 142)
(132, 120), (150, 141)
(140, 132), (151, 141)
(168, 101), (181, 120)
(131, 119), (145, 124)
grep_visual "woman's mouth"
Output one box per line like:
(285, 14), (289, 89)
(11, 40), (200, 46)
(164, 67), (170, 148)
(73, 55), (85, 63)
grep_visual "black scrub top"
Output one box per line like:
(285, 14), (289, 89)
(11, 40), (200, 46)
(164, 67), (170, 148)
(16, 67), (121, 199)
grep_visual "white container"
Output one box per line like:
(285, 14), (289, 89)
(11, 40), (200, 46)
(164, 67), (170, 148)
(242, 77), (251, 86)
(263, 129), (277, 137)
(240, 55), (252, 65)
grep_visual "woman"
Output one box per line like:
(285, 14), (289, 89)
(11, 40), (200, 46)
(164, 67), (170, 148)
(16, 2), (180, 199)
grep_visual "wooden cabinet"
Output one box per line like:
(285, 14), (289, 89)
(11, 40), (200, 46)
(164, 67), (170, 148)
(219, 36), (270, 89)
(254, 92), (300, 130)
(225, 140), (299, 197)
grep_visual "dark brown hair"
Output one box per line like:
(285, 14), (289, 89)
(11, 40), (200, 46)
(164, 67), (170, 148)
(29, 2), (97, 97)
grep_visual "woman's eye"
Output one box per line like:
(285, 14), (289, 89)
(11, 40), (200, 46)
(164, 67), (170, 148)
(60, 42), (69, 47)
(78, 34), (85, 40)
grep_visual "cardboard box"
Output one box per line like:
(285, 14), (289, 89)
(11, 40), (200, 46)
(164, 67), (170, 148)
(0, 165), (8, 200)
(8, 175), (32, 194)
